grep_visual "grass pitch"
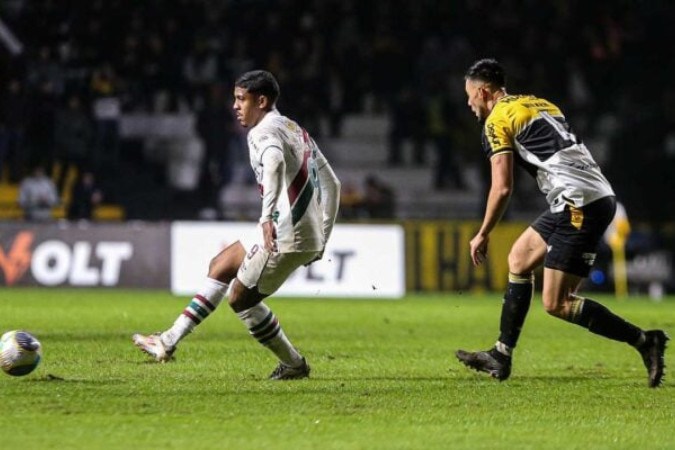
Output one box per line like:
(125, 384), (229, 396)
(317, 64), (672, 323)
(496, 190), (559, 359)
(1, 288), (673, 449)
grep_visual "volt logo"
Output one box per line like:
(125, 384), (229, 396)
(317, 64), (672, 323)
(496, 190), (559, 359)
(31, 241), (133, 286)
(0, 231), (34, 286)
(0, 234), (134, 287)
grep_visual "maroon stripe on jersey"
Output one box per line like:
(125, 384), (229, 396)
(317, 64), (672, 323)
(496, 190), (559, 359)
(288, 149), (310, 205)
(194, 294), (215, 312)
(301, 128), (310, 144)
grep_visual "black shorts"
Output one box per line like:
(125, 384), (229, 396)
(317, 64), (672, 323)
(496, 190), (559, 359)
(531, 196), (616, 277)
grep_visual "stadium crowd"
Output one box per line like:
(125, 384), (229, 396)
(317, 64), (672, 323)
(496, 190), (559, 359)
(0, 0), (673, 223)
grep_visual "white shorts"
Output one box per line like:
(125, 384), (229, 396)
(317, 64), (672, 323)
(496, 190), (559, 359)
(237, 244), (320, 295)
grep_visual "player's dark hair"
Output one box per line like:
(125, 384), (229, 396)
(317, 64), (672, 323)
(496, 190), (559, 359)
(465, 58), (506, 87)
(235, 70), (280, 105)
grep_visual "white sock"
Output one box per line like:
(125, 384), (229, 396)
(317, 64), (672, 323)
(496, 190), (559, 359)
(161, 277), (228, 348)
(495, 341), (512, 357)
(236, 302), (303, 367)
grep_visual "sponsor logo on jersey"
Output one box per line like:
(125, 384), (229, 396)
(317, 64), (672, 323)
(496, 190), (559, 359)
(486, 123), (502, 147)
(582, 252), (596, 266)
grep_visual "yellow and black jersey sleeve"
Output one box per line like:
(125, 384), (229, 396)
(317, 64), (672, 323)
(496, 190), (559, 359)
(481, 110), (514, 157)
(481, 95), (574, 161)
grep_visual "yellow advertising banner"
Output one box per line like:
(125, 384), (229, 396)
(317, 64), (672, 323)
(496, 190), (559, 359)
(405, 221), (528, 292)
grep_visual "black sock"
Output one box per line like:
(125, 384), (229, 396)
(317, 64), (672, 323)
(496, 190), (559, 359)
(489, 347), (512, 363)
(569, 297), (643, 345)
(497, 273), (534, 350)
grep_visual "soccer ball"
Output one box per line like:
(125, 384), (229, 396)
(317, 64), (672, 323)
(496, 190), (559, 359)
(0, 330), (42, 376)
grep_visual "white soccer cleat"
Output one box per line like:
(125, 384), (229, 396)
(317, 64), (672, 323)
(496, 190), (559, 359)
(132, 333), (175, 363)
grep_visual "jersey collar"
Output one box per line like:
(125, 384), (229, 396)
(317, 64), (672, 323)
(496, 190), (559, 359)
(253, 108), (281, 130)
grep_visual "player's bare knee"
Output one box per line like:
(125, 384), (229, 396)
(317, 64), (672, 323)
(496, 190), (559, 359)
(207, 254), (222, 275)
(207, 242), (246, 283)
(207, 256), (234, 282)
(228, 279), (265, 313)
(508, 252), (529, 276)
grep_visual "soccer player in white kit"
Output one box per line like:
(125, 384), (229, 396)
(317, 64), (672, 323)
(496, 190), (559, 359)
(133, 70), (341, 380)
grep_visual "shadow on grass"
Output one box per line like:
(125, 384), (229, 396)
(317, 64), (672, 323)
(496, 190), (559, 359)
(25, 374), (126, 384)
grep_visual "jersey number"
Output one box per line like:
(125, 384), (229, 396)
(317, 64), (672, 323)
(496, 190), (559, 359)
(302, 128), (322, 202)
(540, 111), (576, 148)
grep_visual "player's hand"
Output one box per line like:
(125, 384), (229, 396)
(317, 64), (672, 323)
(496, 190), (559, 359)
(470, 233), (489, 267)
(261, 220), (278, 252)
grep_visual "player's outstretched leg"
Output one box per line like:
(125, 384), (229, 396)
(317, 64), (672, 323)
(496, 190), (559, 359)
(558, 294), (670, 387)
(456, 272), (533, 382)
(132, 278), (229, 362)
(236, 301), (310, 380)
(455, 347), (512, 381)
(636, 330), (669, 388)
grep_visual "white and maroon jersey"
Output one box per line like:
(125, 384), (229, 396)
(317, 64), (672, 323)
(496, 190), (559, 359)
(247, 109), (335, 253)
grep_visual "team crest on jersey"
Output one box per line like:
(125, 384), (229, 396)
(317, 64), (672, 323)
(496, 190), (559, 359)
(285, 120), (298, 132)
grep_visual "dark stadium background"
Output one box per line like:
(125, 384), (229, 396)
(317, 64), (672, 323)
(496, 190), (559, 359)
(0, 0), (673, 294)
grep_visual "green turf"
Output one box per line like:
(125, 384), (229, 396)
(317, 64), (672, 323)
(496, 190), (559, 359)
(0, 288), (673, 449)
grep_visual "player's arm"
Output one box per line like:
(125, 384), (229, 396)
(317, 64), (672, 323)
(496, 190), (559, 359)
(470, 111), (515, 266)
(260, 146), (285, 251)
(470, 152), (513, 266)
(299, 143), (341, 266)
(315, 156), (341, 245)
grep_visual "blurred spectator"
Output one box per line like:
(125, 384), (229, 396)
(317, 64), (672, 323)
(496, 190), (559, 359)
(183, 38), (219, 110)
(197, 83), (235, 205)
(25, 81), (58, 174)
(426, 77), (466, 191)
(0, 79), (29, 183)
(18, 165), (59, 221)
(140, 33), (174, 112)
(339, 181), (363, 219)
(91, 63), (121, 169)
(338, 176), (396, 219)
(2, 0), (673, 222)
(54, 95), (94, 193)
(26, 46), (64, 96)
(326, 65), (346, 138)
(67, 171), (103, 220)
(388, 86), (426, 166)
(362, 175), (395, 219)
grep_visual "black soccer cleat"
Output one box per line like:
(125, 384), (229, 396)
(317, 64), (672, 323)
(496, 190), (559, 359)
(637, 330), (669, 388)
(268, 357), (311, 380)
(456, 348), (512, 381)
